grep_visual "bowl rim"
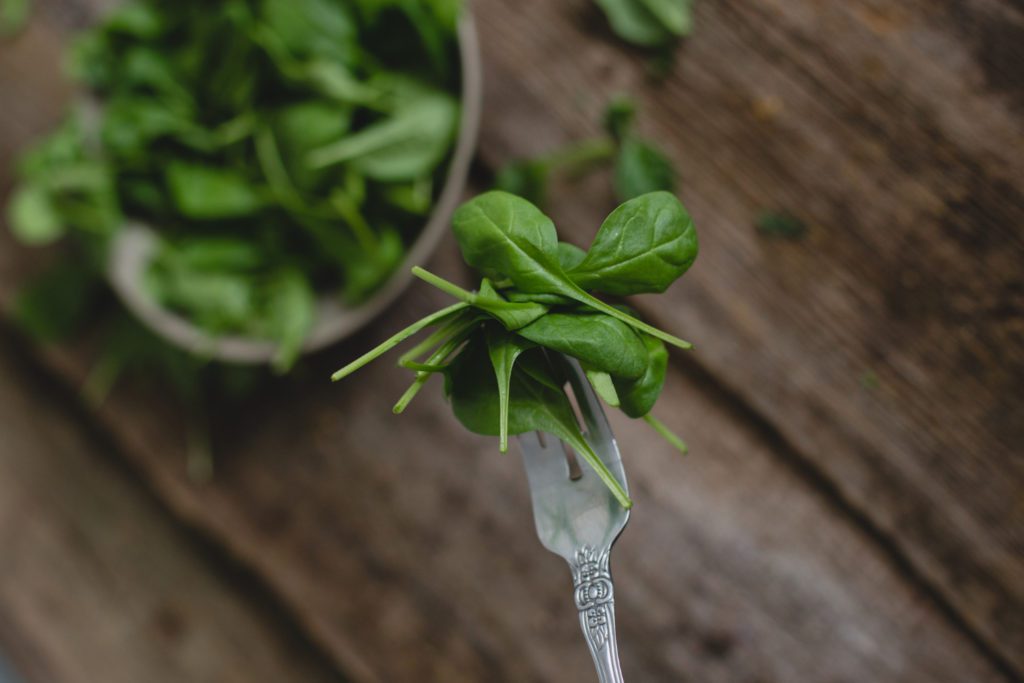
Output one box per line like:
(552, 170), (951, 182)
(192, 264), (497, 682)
(106, 14), (483, 365)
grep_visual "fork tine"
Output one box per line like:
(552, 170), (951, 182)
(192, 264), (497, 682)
(518, 430), (570, 491)
(562, 360), (624, 478)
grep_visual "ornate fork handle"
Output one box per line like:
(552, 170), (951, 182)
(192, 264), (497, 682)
(571, 545), (625, 683)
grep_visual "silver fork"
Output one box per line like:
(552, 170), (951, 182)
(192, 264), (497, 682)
(517, 358), (630, 683)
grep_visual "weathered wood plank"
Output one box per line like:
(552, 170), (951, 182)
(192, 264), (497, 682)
(0, 233), (1008, 682)
(0, 0), (1019, 680)
(0, 337), (345, 683)
(471, 0), (1024, 672)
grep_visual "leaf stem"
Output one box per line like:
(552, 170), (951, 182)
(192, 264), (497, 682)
(331, 301), (469, 381)
(643, 413), (688, 454)
(566, 286), (692, 350)
(393, 324), (476, 413)
(411, 266), (476, 303)
(398, 311), (470, 367)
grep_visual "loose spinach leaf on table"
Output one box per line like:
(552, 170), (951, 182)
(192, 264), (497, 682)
(495, 96), (676, 209)
(595, 0), (694, 49)
(333, 190), (697, 507)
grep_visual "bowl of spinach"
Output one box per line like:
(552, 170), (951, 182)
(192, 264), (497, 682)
(8, 0), (482, 371)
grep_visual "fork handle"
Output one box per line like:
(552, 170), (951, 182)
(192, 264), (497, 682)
(571, 546), (625, 683)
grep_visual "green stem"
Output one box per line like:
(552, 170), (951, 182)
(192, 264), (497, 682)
(331, 193), (377, 251)
(570, 433), (633, 508)
(566, 285), (692, 350)
(392, 324), (475, 414)
(643, 413), (687, 454)
(411, 266), (477, 303)
(546, 137), (616, 177)
(399, 311), (469, 367)
(331, 301), (469, 381)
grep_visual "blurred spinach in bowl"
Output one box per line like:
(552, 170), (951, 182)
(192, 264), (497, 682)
(7, 0), (466, 370)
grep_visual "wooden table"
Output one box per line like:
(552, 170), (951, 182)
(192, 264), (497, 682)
(0, 0), (1021, 681)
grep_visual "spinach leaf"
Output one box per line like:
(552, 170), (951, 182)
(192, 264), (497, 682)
(494, 96), (677, 211)
(269, 100), (352, 190)
(307, 87), (458, 181)
(412, 267), (549, 330)
(604, 95), (636, 142)
(612, 332), (667, 417)
(484, 324), (534, 452)
(557, 241), (587, 271)
(640, 0), (694, 37)
(265, 268), (316, 373)
(448, 340), (632, 507)
(332, 189), (698, 505)
(260, 0), (357, 64)
(585, 369), (621, 406)
(569, 190), (696, 295)
(595, 0), (675, 48)
(451, 190), (564, 293)
(613, 137), (676, 201)
(517, 311), (647, 380)
(454, 191), (692, 349)
(495, 159), (549, 208)
(7, 185), (64, 245)
(0, 0), (29, 37)
(165, 161), (265, 219)
(596, 0), (693, 48)
(756, 211), (808, 240)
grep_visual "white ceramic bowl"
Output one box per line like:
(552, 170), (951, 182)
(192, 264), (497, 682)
(106, 16), (482, 364)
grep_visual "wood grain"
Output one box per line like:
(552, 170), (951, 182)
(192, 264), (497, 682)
(0, 231), (1007, 682)
(0, 0), (1020, 680)
(0, 337), (344, 683)
(471, 0), (1024, 673)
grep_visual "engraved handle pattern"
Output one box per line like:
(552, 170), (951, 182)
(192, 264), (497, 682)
(571, 546), (624, 683)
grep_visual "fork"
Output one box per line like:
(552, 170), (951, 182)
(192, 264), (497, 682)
(517, 358), (630, 683)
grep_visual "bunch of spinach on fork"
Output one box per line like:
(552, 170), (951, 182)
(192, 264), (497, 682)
(332, 190), (698, 508)
(7, 0), (463, 370)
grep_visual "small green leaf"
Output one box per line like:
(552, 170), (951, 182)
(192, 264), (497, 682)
(518, 311), (648, 380)
(266, 268), (316, 373)
(165, 161), (264, 219)
(586, 370), (621, 406)
(613, 137), (676, 201)
(495, 159), (550, 208)
(756, 211), (808, 240)
(595, 0), (675, 48)
(638, 0), (694, 37)
(612, 332), (668, 417)
(0, 0), (30, 37)
(7, 185), (64, 245)
(570, 191), (696, 295)
(307, 87), (458, 181)
(485, 324), (533, 452)
(604, 95), (636, 141)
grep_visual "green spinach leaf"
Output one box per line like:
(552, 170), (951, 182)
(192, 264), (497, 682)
(569, 191), (696, 295)
(448, 340), (632, 507)
(517, 311), (647, 380)
(484, 323), (534, 453)
(612, 332), (667, 417)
